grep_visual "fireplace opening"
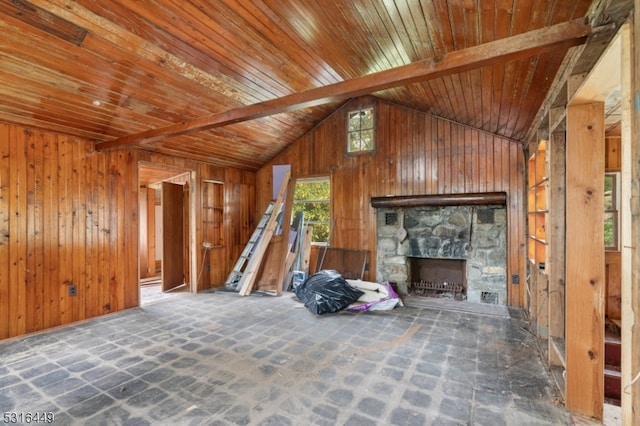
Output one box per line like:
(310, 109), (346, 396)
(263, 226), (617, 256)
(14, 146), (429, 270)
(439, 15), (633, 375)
(409, 257), (467, 301)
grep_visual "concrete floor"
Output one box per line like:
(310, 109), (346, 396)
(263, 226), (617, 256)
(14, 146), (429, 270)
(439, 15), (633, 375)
(1, 291), (576, 425)
(139, 280), (190, 306)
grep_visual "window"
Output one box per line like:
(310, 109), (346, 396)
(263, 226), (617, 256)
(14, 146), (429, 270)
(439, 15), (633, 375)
(347, 107), (374, 153)
(292, 177), (330, 243)
(604, 172), (619, 250)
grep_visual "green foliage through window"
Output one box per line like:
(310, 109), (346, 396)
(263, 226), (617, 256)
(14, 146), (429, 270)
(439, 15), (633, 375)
(347, 107), (374, 152)
(292, 178), (330, 242)
(604, 173), (619, 250)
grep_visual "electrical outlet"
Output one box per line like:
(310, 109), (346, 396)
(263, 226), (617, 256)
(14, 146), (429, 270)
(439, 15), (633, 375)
(68, 284), (77, 296)
(206, 264), (211, 272)
(202, 242), (214, 249)
(511, 274), (520, 284)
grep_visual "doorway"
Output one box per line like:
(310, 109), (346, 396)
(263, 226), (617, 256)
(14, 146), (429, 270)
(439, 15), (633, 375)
(139, 163), (194, 305)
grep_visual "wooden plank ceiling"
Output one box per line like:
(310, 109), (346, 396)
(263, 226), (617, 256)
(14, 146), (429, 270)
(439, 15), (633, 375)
(0, 0), (599, 170)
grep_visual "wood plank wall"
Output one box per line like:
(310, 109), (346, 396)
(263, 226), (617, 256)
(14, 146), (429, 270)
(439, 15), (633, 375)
(139, 187), (156, 279)
(256, 96), (526, 306)
(0, 122), (255, 340)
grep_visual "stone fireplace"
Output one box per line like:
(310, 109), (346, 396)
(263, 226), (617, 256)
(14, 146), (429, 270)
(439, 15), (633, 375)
(372, 194), (507, 305)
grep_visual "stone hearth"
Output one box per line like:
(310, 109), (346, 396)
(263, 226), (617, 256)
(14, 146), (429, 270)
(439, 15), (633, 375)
(376, 204), (507, 305)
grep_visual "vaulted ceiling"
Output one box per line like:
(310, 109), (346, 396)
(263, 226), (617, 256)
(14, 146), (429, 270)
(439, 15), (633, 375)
(0, 0), (631, 170)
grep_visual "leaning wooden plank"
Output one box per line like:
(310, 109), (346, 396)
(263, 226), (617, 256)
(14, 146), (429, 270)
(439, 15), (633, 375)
(254, 235), (285, 293)
(238, 170), (290, 296)
(253, 171), (295, 296)
(254, 179), (296, 295)
(298, 226), (313, 274)
(281, 249), (298, 292)
(274, 178), (297, 294)
(282, 212), (304, 291)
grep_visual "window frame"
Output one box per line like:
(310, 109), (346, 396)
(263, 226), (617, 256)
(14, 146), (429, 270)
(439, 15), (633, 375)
(292, 176), (331, 244)
(346, 106), (375, 154)
(604, 172), (620, 251)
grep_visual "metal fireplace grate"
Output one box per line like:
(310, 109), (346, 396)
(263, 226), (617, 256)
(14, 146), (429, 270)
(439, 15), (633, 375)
(481, 291), (499, 304)
(411, 280), (465, 300)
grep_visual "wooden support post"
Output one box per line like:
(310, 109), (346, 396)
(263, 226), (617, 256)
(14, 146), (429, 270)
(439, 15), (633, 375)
(537, 133), (549, 338)
(528, 270), (539, 324)
(527, 136), (549, 338)
(548, 131), (566, 367)
(565, 102), (605, 419)
(536, 266), (550, 337)
(621, 18), (638, 425)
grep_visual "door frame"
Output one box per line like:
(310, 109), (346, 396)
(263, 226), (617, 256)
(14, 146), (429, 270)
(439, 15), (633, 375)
(162, 181), (186, 292)
(138, 162), (197, 299)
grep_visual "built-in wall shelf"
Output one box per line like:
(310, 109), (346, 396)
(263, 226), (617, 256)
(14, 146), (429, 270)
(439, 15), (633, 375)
(202, 180), (224, 248)
(527, 141), (548, 270)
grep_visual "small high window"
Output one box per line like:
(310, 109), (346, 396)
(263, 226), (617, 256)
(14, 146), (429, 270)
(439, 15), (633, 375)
(347, 107), (374, 153)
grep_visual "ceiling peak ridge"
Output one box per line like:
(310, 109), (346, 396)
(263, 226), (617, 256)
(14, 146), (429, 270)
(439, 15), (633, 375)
(97, 18), (592, 153)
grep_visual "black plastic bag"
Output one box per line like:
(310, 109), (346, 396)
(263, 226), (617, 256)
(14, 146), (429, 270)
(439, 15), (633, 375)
(294, 270), (364, 315)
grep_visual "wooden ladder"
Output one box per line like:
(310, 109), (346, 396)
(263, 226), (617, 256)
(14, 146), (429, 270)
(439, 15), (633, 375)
(223, 201), (276, 289)
(225, 170), (291, 295)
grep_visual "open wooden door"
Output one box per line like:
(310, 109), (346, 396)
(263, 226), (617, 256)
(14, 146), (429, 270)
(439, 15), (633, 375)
(162, 182), (185, 291)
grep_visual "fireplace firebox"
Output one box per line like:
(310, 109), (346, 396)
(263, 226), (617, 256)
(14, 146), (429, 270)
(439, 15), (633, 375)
(409, 257), (466, 300)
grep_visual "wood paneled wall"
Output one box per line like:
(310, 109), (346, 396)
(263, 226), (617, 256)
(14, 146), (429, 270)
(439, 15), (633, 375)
(257, 96), (526, 306)
(0, 124), (138, 339)
(0, 122), (255, 340)
(139, 187), (156, 279)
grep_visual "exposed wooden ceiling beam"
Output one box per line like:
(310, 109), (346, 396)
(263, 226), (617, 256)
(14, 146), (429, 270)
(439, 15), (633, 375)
(0, 0), (87, 46)
(97, 18), (592, 152)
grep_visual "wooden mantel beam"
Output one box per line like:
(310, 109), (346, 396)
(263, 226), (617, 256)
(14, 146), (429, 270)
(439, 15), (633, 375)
(371, 192), (507, 208)
(96, 19), (592, 152)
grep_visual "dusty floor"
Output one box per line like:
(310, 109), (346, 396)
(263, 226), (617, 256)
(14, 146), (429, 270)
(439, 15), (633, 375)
(1, 291), (579, 425)
(139, 279), (190, 306)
